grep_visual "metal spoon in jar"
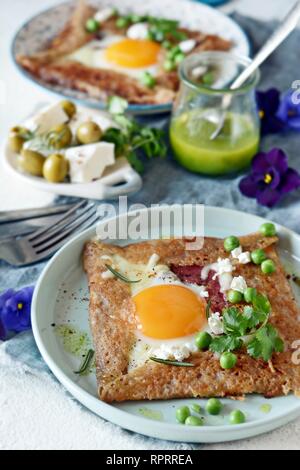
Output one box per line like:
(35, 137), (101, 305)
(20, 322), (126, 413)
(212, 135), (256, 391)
(209, 0), (300, 141)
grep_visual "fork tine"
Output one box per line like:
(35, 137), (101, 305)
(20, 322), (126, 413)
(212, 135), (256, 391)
(27, 200), (87, 242)
(33, 213), (100, 261)
(31, 202), (94, 247)
(35, 206), (97, 254)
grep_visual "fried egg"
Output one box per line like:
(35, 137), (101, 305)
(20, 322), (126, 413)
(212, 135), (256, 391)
(102, 253), (209, 370)
(68, 36), (161, 78)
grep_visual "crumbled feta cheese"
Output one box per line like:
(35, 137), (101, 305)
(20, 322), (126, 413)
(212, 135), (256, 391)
(231, 246), (242, 258)
(178, 39), (196, 53)
(219, 272), (233, 293)
(101, 270), (115, 279)
(230, 276), (247, 293)
(65, 142), (115, 183)
(238, 251), (251, 264)
(208, 312), (224, 335)
(94, 7), (115, 23)
(25, 103), (69, 135)
(127, 23), (149, 40)
(152, 343), (192, 361)
(212, 258), (233, 279)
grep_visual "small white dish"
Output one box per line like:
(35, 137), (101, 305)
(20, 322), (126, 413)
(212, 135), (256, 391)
(31, 205), (300, 443)
(3, 103), (143, 200)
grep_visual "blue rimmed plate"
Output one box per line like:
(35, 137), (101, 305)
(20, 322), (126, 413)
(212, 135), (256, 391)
(31, 206), (300, 443)
(12, 0), (250, 115)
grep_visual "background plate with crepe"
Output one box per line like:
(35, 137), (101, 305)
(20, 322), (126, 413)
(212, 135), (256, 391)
(11, 0), (250, 115)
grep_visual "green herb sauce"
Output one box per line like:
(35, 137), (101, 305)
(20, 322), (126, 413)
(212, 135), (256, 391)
(138, 408), (164, 421)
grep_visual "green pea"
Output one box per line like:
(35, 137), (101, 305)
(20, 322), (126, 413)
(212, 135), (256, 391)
(244, 287), (257, 303)
(174, 52), (185, 65)
(162, 40), (172, 49)
(116, 17), (129, 28)
(176, 406), (190, 424)
(259, 222), (276, 237)
(85, 18), (100, 33)
(261, 259), (276, 275)
(195, 331), (212, 351)
(163, 59), (176, 72)
(229, 409), (246, 425)
(191, 403), (202, 414)
(140, 72), (156, 88)
(227, 289), (243, 304)
(167, 46), (181, 59)
(251, 249), (267, 265)
(185, 415), (204, 426)
(220, 352), (237, 370)
(206, 398), (223, 415)
(224, 236), (240, 252)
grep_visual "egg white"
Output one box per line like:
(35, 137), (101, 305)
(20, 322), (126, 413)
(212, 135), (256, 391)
(68, 37), (158, 79)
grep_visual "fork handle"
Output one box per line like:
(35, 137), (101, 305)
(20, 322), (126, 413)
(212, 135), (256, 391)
(231, 1), (300, 90)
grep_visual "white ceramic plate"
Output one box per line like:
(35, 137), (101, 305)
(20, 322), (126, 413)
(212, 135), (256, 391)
(31, 206), (300, 443)
(12, 0), (250, 115)
(3, 104), (143, 200)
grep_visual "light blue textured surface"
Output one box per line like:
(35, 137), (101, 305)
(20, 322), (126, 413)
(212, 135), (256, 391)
(1, 15), (300, 442)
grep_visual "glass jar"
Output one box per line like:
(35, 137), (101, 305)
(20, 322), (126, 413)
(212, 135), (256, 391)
(169, 52), (260, 175)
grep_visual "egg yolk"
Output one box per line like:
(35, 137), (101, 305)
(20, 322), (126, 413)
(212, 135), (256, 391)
(133, 285), (207, 340)
(105, 38), (161, 68)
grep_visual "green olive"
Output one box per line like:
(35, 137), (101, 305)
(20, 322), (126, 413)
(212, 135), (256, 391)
(8, 134), (25, 153)
(43, 153), (69, 183)
(48, 124), (72, 149)
(60, 100), (77, 119)
(76, 121), (102, 144)
(10, 126), (30, 135)
(18, 149), (44, 176)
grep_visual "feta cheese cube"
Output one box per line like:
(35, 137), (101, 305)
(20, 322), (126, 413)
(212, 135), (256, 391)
(179, 39), (196, 53)
(230, 276), (247, 293)
(231, 246), (242, 258)
(208, 312), (224, 335)
(238, 251), (251, 264)
(127, 23), (149, 40)
(94, 7), (115, 23)
(65, 142), (115, 183)
(25, 103), (69, 135)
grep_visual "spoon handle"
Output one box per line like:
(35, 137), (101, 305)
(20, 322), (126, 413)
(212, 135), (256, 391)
(231, 1), (300, 90)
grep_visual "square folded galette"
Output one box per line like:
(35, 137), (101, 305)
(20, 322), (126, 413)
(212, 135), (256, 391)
(83, 233), (300, 403)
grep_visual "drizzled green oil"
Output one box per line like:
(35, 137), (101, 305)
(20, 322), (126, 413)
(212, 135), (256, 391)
(55, 324), (91, 356)
(138, 408), (164, 421)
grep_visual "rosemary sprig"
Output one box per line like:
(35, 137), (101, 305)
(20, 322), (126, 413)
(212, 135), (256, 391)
(149, 357), (195, 367)
(105, 264), (141, 284)
(205, 299), (211, 320)
(74, 349), (94, 375)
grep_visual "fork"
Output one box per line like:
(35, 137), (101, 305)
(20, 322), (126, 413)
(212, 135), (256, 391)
(0, 201), (98, 266)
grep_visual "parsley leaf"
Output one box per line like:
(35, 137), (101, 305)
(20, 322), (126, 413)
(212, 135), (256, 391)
(243, 305), (267, 330)
(104, 97), (167, 172)
(210, 335), (242, 354)
(247, 324), (284, 361)
(252, 293), (271, 315)
(223, 307), (248, 336)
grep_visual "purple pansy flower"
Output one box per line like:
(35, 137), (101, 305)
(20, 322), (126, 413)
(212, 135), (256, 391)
(239, 148), (300, 207)
(276, 90), (300, 131)
(0, 286), (34, 340)
(256, 88), (285, 135)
